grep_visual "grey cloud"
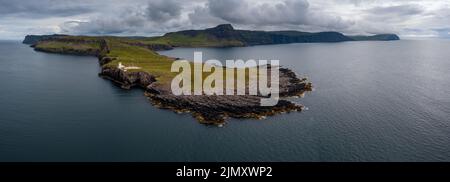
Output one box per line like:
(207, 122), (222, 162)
(60, 20), (128, 35)
(146, 0), (183, 22)
(59, 1), (187, 35)
(0, 0), (94, 18)
(203, 0), (352, 31)
(368, 4), (424, 16)
(188, 5), (227, 28)
(433, 28), (450, 38)
(362, 3), (426, 25)
(0, 0), (449, 39)
(207, 0), (310, 25)
(345, 3), (428, 35)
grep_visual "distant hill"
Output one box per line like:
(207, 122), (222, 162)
(348, 34), (400, 41)
(152, 24), (399, 47)
(160, 24), (352, 47)
(23, 24), (400, 47)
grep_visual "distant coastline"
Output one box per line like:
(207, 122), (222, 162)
(23, 24), (400, 46)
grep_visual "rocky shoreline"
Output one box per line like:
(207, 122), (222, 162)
(98, 60), (312, 125)
(97, 62), (311, 125)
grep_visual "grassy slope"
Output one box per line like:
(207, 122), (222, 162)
(35, 41), (98, 50)
(33, 36), (174, 84)
(150, 33), (245, 47)
(34, 39), (101, 54)
(34, 36), (260, 92)
(104, 39), (178, 85)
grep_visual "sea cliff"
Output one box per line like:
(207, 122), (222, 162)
(23, 24), (400, 125)
(97, 50), (311, 124)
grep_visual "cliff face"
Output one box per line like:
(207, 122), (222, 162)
(24, 24), (400, 52)
(349, 34), (400, 41)
(239, 31), (353, 45)
(99, 67), (156, 89)
(163, 24), (399, 47)
(97, 44), (156, 90)
(23, 34), (67, 45)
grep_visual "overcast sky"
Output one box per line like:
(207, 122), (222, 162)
(1, 0), (449, 40)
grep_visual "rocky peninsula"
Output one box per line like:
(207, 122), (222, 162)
(23, 24), (399, 125)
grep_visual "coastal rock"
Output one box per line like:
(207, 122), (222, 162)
(279, 68), (313, 96)
(98, 56), (115, 66)
(145, 93), (304, 125)
(142, 65), (312, 125)
(99, 67), (156, 89)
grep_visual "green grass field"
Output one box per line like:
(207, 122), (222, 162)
(152, 33), (245, 47)
(34, 36), (268, 91)
(104, 39), (178, 85)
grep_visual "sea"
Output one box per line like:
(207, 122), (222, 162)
(0, 40), (449, 161)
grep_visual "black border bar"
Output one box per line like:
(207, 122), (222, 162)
(0, 162), (449, 179)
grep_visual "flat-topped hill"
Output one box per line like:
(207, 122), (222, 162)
(23, 24), (400, 47)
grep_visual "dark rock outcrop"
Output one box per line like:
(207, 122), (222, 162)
(99, 67), (156, 89)
(143, 66), (312, 125)
(145, 93), (304, 124)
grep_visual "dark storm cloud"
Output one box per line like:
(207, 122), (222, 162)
(192, 0), (353, 32)
(0, 0), (94, 18)
(0, 0), (449, 39)
(59, 0), (187, 35)
(60, 0), (353, 34)
(187, 5), (227, 26)
(207, 0), (310, 25)
(146, 0), (183, 22)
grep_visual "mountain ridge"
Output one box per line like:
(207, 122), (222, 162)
(23, 24), (400, 46)
(159, 24), (399, 46)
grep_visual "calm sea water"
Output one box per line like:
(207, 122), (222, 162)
(0, 40), (449, 161)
